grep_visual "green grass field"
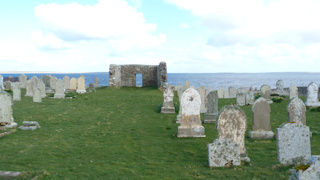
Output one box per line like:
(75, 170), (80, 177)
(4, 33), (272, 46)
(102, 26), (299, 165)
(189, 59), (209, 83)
(0, 87), (319, 179)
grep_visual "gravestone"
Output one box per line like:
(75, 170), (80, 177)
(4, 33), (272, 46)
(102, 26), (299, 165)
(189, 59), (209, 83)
(38, 81), (46, 98)
(161, 87), (175, 113)
(12, 83), (21, 101)
(25, 80), (34, 97)
(18, 74), (27, 88)
(236, 93), (245, 106)
(0, 91), (16, 128)
(288, 97), (306, 125)
(88, 83), (96, 93)
(5, 81), (12, 90)
(276, 80), (284, 95)
(204, 90), (218, 123)
(63, 75), (70, 90)
(217, 88), (224, 99)
(7, 76), (14, 82)
(305, 82), (320, 106)
(237, 87), (248, 94)
(80, 75), (85, 80)
(54, 80), (65, 98)
(69, 78), (77, 90)
(30, 76), (38, 88)
(176, 82), (190, 123)
(229, 87), (237, 98)
(76, 77), (86, 94)
(289, 155), (320, 180)
(216, 105), (248, 158)
(177, 88), (205, 137)
(94, 78), (99, 87)
(245, 91), (255, 105)
(19, 121), (41, 130)
(50, 76), (57, 90)
(33, 88), (42, 102)
(207, 138), (241, 167)
(43, 75), (52, 93)
(290, 86), (298, 99)
(249, 97), (274, 139)
(277, 122), (311, 165)
(0, 75), (3, 90)
(261, 85), (273, 104)
(175, 84), (182, 92)
(224, 89), (230, 99)
(197, 86), (208, 113)
(184, 80), (190, 87)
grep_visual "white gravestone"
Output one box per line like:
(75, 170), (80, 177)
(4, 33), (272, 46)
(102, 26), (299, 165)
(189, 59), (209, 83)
(33, 88), (42, 103)
(305, 82), (320, 107)
(217, 88), (225, 99)
(229, 87), (237, 98)
(25, 80), (35, 97)
(38, 81), (46, 98)
(197, 86), (208, 113)
(288, 97), (306, 125)
(12, 83), (21, 101)
(63, 75), (70, 90)
(289, 155), (320, 180)
(176, 82), (190, 123)
(50, 76), (57, 90)
(54, 80), (65, 98)
(76, 77), (86, 94)
(0, 75), (4, 90)
(161, 87), (175, 113)
(70, 78), (77, 90)
(236, 93), (245, 106)
(289, 86), (298, 99)
(0, 91), (16, 128)
(18, 74), (27, 88)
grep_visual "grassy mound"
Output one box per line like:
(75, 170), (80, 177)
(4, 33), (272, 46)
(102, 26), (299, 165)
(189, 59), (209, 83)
(0, 87), (319, 179)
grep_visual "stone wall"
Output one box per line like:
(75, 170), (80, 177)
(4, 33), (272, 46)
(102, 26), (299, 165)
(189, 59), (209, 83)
(109, 62), (167, 88)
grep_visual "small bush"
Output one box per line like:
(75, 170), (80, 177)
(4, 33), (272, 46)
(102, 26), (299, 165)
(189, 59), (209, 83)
(271, 97), (284, 103)
(65, 91), (77, 98)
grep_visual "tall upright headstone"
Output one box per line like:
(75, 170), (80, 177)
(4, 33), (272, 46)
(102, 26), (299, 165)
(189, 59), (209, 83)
(94, 78), (99, 87)
(305, 82), (320, 106)
(50, 76), (57, 90)
(63, 75), (70, 90)
(7, 76), (14, 82)
(217, 88), (224, 99)
(229, 87), (237, 98)
(177, 88), (205, 137)
(204, 90), (218, 123)
(25, 80), (35, 97)
(224, 89), (230, 99)
(261, 85), (273, 104)
(33, 88), (42, 103)
(161, 87), (175, 113)
(216, 105), (248, 159)
(276, 80), (284, 95)
(30, 76), (38, 88)
(88, 83), (96, 92)
(54, 80), (65, 98)
(5, 81), (12, 90)
(38, 80), (46, 98)
(245, 91), (255, 105)
(176, 81), (190, 123)
(289, 86), (298, 99)
(0, 91), (16, 127)
(249, 97), (274, 139)
(70, 78), (77, 90)
(43, 75), (52, 93)
(76, 77), (86, 94)
(197, 86), (208, 113)
(12, 83), (21, 101)
(236, 93), (245, 106)
(0, 75), (4, 90)
(18, 74), (27, 88)
(277, 122), (311, 165)
(288, 97), (306, 125)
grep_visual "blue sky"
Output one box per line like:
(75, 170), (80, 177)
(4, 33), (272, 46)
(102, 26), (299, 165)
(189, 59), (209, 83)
(1, 0), (320, 73)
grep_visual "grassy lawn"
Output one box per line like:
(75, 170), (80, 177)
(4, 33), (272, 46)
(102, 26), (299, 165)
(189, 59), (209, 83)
(0, 87), (318, 179)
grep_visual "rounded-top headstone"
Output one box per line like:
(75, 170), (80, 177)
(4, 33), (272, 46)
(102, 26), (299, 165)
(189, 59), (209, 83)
(305, 82), (319, 106)
(251, 97), (271, 131)
(288, 97), (306, 125)
(276, 80), (284, 95)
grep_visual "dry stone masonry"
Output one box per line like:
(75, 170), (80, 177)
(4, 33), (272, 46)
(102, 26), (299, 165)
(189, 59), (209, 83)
(204, 90), (218, 123)
(288, 97), (306, 125)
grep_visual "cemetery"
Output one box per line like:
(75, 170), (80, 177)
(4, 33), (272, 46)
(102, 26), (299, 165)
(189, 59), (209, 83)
(0, 74), (320, 179)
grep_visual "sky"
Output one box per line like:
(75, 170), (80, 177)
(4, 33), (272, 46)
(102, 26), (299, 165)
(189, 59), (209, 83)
(1, 0), (320, 73)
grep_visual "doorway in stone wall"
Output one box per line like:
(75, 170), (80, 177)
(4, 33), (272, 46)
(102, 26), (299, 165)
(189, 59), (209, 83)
(136, 73), (142, 87)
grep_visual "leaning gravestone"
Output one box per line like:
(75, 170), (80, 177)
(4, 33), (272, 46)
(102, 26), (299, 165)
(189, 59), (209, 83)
(261, 85), (273, 104)
(236, 93), (245, 106)
(229, 87), (237, 98)
(207, 138), (241, 167)
(217, 88), (225, 99)
(38, 81), (46, 98)
(249, 97), (274, 139)
(43, 75), (52, 93)
(50, 76), (57, 90)
(245, 91), (255, 105)
(12, 83), (21, 101)
(177, 88), (205, 137)
(276, 80), (284, 95)
(161, 87), (175, 113)
(54, 80), (65, 98)
(288, 97), (306, 125)
(63, 75), (70, 90)
(33, 88), (42, 103)
(0, 91), (16, 128)
(305, 82), (320, 107)
(76, 77), (86, 94)
(277, 122), (311, 165)
(197, 86), (208, 113)
(69, 78), (77, 90)
(289, 86), (298, 99)
(216, 105), (249, 160)
(25, 80), (34, 97)
(94, 78), (99, 87)
(18, 74), (27, 88)
(204, 91), (218, 123)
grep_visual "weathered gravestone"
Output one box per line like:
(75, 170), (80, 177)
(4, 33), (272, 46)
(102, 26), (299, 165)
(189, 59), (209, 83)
(216, 105), (249, 161)
(197, 86), (208, 113)
(0, 91), (16, 128)
(204, 91), (218, 123)
(18, 74), (27, 88)
(38, 80), (46, 98)
(276, 80), (284, 95)
(224, 89), (230, 99)
(25, 80), (34, 97)
(175, 84), (182, 92)
(229, 87), (237, 98)
(290, 86), (298, 99)
(33, 88), (42, 103)
(305, 82), (320, 107)
(277, 122), (311, 165)
(237, 87), (248, 94)
(12, 83), (21, 101)
(236, 93), (245, 106)
(261, 85), (273, 104)
(177, 88), (205, 137)
(176, 81), (190, 123)
(217, 88), (225, 99)
(76, 77), (86, 94)
(70, 78), (77, 90)
(88, 83), (96, 93)
(245, 91), (255, 105)
(54, 80), (65, 98)
(63, 75), (70, 90)
(0, 75), (4, 90)
(207, 138), (241, 167)
(289, 155), (320, 180)
(19, 121), (41, 130)
(249, 97), (274, 139)
(50, 76), (57, 90)
(5, 81), (12, 90)
(43, 75), (52, 93)
(94, 78), (99, 87)
(161, 87), (175, 113)
(288, 97), (306, 125)
(80, 75), (85, 80)
(30, 76), (38, 88)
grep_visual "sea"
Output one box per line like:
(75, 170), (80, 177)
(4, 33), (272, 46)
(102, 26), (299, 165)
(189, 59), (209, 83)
(1, 72), (319, 90)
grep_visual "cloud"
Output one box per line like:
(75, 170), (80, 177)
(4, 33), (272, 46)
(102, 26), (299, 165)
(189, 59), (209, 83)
(31, 31), (70, 50)
(34, 0), (166, 51)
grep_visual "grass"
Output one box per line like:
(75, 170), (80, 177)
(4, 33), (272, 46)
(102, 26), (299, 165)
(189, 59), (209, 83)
(0, 87), (318, 179)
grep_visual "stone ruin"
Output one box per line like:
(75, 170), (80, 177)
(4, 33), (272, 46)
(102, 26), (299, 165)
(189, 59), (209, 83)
(109, 62), (167, 89)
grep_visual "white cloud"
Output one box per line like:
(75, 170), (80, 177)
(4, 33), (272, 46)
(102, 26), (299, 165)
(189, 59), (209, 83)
(31, 31), (70, 50)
